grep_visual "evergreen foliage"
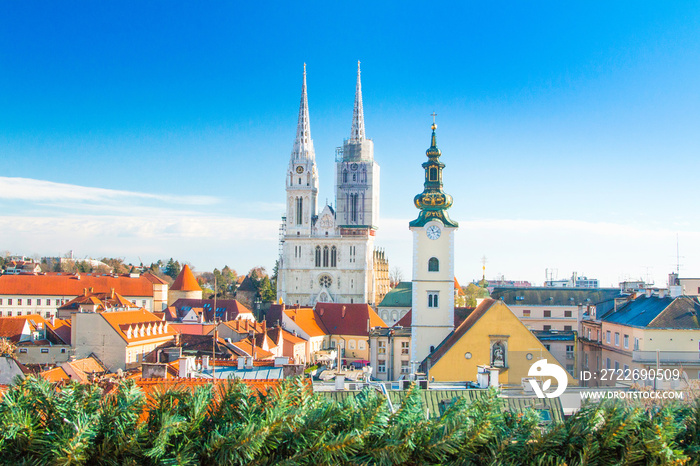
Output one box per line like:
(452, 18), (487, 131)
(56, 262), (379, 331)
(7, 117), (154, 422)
(0, 376), (696, 465)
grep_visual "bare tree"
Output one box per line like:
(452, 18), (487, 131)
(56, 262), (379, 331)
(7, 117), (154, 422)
(389, 266), (404, 287)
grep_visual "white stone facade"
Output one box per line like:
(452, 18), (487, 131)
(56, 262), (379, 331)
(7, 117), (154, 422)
(278, 63), (380, 306)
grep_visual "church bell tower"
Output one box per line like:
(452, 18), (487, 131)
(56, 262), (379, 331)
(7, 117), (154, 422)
(410, 118), (458, 363)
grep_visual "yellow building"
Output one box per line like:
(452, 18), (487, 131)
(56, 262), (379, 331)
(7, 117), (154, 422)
(426, 298), (574, 387)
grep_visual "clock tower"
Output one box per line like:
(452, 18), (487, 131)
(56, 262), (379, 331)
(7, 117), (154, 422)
(410, 119), (458, 363)
(285, 63), (319, 237)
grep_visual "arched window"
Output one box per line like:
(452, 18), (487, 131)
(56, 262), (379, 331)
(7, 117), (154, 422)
(323, 246), (329, 267)
(343, 169), (348, 183)
(429, 167), (438, 182)
(331, 246), (337, 267)
(428, 257), (439, 272)
(296, 197), (303, 225)
(315, 246), (321, 267)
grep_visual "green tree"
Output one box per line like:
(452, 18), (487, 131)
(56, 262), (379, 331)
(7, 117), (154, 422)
(164, 258), (181, 280)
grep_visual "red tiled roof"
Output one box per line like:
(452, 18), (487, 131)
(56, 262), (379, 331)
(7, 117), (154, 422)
(454, 277), (466, 296)
(0, 273), (156, 297)
(170, 265), (202, 292)
(59, 289), (137, 312)
(100, 309), (176, 344)
(268, 327), (306, 345)
(47, 318), (71, 345)
(142, 273), (168, 285)
(314, 303), (387, 336)
(0, 317), (31, 342)
(219, 319), (263, 335)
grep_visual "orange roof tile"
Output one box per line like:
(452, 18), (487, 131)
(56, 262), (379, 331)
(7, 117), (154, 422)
(314, 303), (387, 336)
(0, 273), (156, 297)
(170, 265), (202, 292)
(284, 308), (328, 337)
(99, 309), (176, 344)
(220, 319), (263, 334)
(67, 356), (106, 375)
(40, 366), (70, 383)
(454, 277), (466, 296)
(46, 318), (71, 345)
(0, 317), (31, 342)
(232, 339), (274, 359)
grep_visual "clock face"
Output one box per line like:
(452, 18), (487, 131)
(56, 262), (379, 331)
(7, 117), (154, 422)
(296, 166), (304, 174)
(426, 225), (441, 240)
(350, 163), (358, 171)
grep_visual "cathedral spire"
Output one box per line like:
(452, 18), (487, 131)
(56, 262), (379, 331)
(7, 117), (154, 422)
(350, 60), (365, 141)
(292, 63), (314, 160)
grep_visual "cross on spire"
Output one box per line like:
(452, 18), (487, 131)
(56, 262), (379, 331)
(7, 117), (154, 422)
(431, 112), (437, 130)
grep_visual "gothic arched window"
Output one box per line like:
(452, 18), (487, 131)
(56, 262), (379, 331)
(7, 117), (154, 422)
(428, 257), (439, 272)
(330, 246), (337, 267)
(315, 246), (321, 267)
(323, 246), (329, 267)
(343, 170), (348, 183)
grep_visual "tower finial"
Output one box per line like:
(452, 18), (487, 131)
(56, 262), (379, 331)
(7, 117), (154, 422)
(427, 112), (440, 158)
(293, 63), (314, 160)
(351, 61), (365, 141)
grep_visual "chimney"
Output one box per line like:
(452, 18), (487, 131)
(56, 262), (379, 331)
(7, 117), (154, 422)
(111, 288), (115, 299)
(341, 306), (346, 318)
(319, 308), (324, 316)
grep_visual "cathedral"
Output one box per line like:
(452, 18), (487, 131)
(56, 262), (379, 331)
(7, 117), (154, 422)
(277, 63), (390, 306)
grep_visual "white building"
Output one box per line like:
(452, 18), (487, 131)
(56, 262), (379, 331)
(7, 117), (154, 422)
(277, 63), (383, 306)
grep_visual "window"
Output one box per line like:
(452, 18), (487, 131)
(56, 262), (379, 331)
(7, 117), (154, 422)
(566, 364), (574, 376)
(606, 331), (611, 344)
(587, 329), (591, 339)
(428, 292), (439, 308)
(378, 340), (386, 355)
(45, 312), (51, 318)
(377, 360), (386, 373)
(350, 194), (359, 222)
(319, 275), (332, 288)
(315, 247), (321, 267)
(343, 169), (348, 183)
(606, 358), (611, 369)
(27, 299), (31, 306)
(634, 338), (640, 351)
(296, 197), (303, 225)
(623, 335), (629, 349)
(323, 246), (329, 267)
(401, 360), (410, 373)
(614, 333), (620, 346)
(564, 310), (572, 317)
(8, 299), (12, 305)
(523, 310), (531, 317)
(142, 300), (147, 307)
(331, 246), (337, 268)
(7, 311), (12, 316)
(429, 166), (438, 181)
(543, 310), (551, 317)
(566, 345), (574, 352)
(37, 299), (41, 306)
(17, 299), (22, 306)
(60, 348), (66, 354)
(348, 340), (356, 350)
(543, 325), (551, 331)
(564, 325), (572, 331)
(40, 348), (49, 354)
(428, 257), (439, 272)
(330, 340), (336, 348)
(544, 344), (551, 350)
(614, 361), (619, 370)
(19, 348), (27, 354)
(358, 340), (366, 351)
(401, 341), (409, 355)
(624, 364), (629, 372)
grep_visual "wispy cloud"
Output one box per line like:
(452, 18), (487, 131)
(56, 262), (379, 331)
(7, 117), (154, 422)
(0, 177), (218, 206)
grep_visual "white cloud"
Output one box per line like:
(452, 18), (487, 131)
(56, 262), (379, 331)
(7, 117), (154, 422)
(0, 177), (218, 206)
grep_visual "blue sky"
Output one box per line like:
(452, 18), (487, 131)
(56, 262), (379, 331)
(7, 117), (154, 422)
(1, 2), (699, 287)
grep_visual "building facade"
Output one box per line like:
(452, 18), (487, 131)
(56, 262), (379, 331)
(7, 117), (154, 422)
(277, 63), (385, 306)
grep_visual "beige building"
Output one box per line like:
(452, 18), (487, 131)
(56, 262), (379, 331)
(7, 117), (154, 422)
(72, 309), (176, 371)
(369, 326), (411, 380)
(490, 287), (621, 332)
(0, 314), (71, 365)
